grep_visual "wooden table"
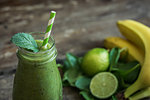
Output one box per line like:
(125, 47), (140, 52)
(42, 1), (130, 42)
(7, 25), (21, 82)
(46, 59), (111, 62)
(0, 0), (150, 99)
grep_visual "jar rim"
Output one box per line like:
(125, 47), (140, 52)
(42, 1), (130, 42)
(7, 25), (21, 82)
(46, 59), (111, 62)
(18, 32), (55, 55)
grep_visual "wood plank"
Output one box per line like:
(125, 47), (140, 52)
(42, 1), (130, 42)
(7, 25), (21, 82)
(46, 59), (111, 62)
(0, 0), (150, 99)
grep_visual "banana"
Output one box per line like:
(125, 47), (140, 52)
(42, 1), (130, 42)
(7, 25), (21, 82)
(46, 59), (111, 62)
(129, 87), (150, 100)
(104, 37), (144, 64)
(117, 20), (150, 98)
(117, 20), (145, 52)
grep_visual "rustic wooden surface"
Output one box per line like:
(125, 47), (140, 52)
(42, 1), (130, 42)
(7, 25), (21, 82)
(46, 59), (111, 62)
(0, 0), (150, 100)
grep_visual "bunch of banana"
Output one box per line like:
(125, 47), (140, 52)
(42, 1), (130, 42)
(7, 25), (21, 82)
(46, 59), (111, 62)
(104, 37), (144, 64)
(104, 20), (150, 99)
(117, 20), (150, 99)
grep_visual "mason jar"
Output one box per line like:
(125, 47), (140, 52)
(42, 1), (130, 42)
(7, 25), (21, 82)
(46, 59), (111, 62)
(13, 32), (62, 100)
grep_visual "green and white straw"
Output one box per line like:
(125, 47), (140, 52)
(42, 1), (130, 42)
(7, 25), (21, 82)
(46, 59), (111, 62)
(42, 11), (56, 47)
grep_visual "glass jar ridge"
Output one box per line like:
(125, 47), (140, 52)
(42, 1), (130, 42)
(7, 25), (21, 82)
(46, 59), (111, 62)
(17, 32), (57, 64)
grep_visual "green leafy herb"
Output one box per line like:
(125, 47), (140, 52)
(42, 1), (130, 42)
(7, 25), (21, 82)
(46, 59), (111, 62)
(75, 76), (91, 91)
(77, 57), (83, 66)
(109, 47), (140, 87)
(11, 33), (39, 52)
(112, 61), (140, 90)
(62, 53), (83, 86)
(66, 53), (79, 67)
(80, 91), (96, 100)
(111, 95), (118, 100)
(113, 72), (130, 90)
(109, 47), (120, 71)
(63, 60), (70, 70)
(63, 67), (82, 86)
(63, 53), (80, 71)
(117, 61), (140, 84)
(62, 81), (70, 87)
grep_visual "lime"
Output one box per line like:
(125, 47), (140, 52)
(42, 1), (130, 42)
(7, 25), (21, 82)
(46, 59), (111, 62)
(90, 72), (118, 99)
(81, 48), (109, 76)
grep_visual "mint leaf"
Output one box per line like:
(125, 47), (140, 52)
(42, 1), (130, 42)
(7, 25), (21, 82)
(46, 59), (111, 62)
(11, 33), (39, 52)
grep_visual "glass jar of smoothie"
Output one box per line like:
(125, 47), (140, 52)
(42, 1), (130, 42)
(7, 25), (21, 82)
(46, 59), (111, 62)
(13, 32), (62, 100)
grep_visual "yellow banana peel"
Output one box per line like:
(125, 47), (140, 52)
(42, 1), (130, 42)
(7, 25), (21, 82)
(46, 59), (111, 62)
(117, 20), (150, 98)
(104, 37), (144, 64)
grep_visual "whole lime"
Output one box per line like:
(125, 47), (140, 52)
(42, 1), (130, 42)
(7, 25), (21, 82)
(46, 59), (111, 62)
(81, 48), (109, 76)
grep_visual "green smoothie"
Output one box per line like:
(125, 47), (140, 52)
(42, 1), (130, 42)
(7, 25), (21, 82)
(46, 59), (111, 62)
(13, 39), (62, 100)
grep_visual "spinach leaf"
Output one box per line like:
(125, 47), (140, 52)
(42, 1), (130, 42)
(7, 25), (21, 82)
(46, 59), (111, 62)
(113, 72), (130, 90)
(112, 61), (140, 90)
(63, 53), (79, 71)
(66, 53), (79, 67)
(75, 76), (91, 91)
(62, 81), (70, 87)
(111, 95), (118, 100)
(117, 61), (140, 84)
(63, 60), (71, 70)
(109, 47), (120, 71)
(80, 91), (96, 100)
(63, 67), (82, 86)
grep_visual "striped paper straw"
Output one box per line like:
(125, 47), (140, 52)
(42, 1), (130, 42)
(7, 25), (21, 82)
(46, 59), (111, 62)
(42, 11), (56, 47)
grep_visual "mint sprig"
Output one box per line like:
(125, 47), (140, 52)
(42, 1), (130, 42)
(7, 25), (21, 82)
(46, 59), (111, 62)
(11, 33), (39, 53)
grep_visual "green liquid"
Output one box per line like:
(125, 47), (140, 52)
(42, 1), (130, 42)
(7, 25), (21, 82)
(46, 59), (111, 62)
(13, 40), (62, 100)
(36, 40), (51, 51)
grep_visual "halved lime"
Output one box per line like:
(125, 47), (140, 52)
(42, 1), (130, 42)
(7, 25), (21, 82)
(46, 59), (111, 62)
(90, 72), (118, 99)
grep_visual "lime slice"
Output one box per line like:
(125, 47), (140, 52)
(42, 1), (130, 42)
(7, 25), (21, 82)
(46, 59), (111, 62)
(90, 72), (118, 99)
(81, 48), (109, 76)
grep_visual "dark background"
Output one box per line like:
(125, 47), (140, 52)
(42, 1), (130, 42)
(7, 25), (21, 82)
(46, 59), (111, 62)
(0, 0), (150, 100)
